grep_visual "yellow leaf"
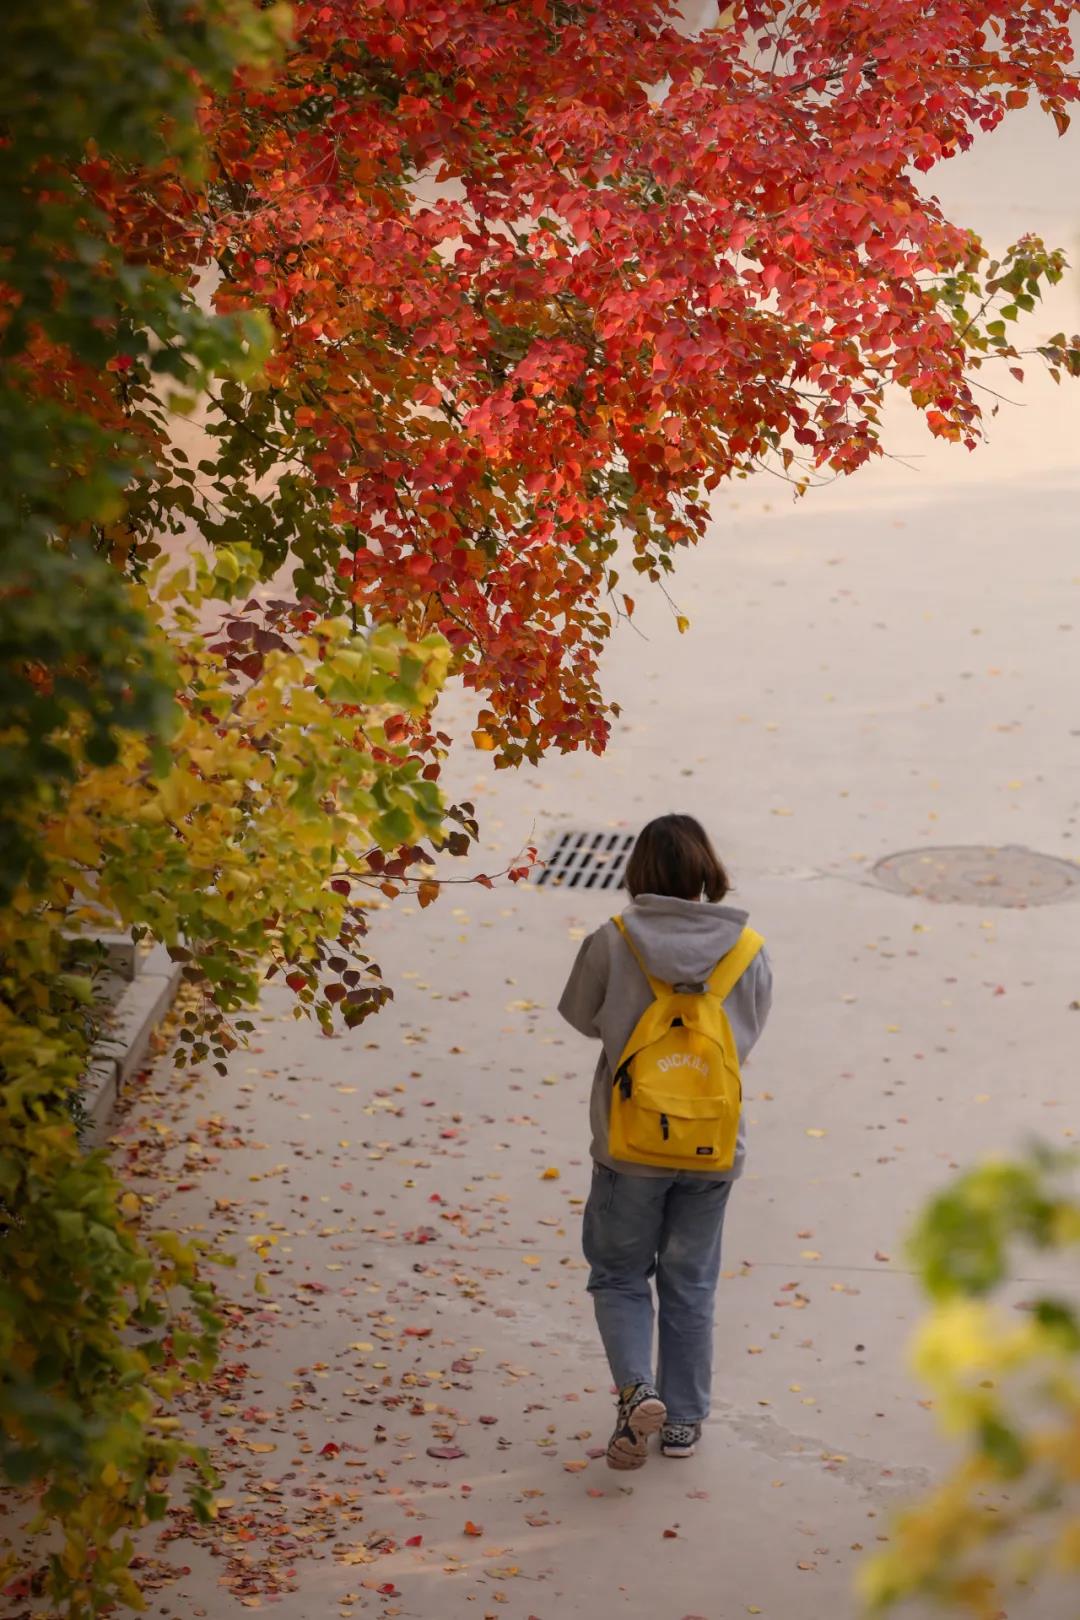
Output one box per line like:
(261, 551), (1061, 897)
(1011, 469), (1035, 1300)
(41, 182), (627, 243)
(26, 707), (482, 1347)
(676, 615), (690, 634)
(540, 1167), (560, 1181)
(340, 1545), (374, 1566)
(472, 730), (496, 751)
(806, 1128), (826, 1138)
(522, 1255), (540, 1267)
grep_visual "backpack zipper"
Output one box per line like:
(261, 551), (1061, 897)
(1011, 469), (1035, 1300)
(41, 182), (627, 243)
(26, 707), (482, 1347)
(660, 1113), (670, 1142)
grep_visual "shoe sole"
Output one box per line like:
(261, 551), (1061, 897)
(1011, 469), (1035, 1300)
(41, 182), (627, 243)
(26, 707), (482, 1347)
(661, 1425), (701, 1459)
(606, 1397), (667, 1471)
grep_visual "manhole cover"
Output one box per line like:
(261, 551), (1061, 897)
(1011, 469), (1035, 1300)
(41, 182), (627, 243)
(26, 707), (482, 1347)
(872, 844), (1080, 908)
(536, 829), (635, 891)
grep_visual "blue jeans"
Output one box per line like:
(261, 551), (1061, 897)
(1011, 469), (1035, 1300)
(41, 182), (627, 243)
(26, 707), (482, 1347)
(583, 1164), (733, 1425)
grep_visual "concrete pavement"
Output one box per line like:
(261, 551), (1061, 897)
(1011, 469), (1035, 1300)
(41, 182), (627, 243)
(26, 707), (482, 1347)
(30, 95), (1080, 1620)
(107, 478), (1080, 1620)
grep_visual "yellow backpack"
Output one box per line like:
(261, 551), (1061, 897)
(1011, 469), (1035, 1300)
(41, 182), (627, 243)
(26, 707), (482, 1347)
(609, 915), (764, 1171)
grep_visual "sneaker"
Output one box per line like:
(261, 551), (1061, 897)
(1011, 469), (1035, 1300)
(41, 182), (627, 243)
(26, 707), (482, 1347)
(660, 1421), (702, 1458)
(606, 1382), (667, 1471)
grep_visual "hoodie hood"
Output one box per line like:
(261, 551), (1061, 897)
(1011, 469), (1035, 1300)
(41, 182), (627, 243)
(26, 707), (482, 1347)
(621, 893), (748, 984)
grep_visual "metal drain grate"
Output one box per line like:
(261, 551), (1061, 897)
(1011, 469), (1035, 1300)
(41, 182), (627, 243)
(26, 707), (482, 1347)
(536, 829), (635, 891)
(872, 844), (1080, 908)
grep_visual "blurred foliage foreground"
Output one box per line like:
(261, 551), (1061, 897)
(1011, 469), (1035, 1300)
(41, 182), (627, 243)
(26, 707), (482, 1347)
(863, 1148), (1080, 1619)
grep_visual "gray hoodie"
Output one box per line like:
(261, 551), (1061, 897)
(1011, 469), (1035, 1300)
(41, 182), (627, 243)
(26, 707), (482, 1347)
(557, 893), (773, 1179)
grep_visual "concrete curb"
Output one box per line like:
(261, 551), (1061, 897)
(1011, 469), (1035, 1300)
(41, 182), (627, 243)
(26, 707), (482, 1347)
(81, 947), (183, 1146)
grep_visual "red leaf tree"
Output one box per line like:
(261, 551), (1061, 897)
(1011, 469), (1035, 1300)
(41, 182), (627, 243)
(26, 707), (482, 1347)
(92, 0), (1080, 763)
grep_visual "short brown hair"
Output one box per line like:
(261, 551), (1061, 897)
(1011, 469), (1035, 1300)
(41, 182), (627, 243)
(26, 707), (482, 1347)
(624, 814), (730, 902)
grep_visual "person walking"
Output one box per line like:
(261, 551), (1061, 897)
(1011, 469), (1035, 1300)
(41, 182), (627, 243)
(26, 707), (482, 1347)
(558, 814), (773, 1469)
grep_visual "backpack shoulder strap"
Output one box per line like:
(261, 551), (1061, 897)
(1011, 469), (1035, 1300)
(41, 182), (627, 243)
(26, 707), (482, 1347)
(612, 915), (669, 999)
(706, 927), (764, 1003)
